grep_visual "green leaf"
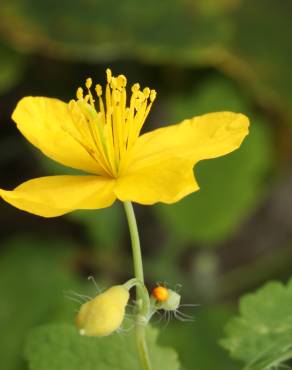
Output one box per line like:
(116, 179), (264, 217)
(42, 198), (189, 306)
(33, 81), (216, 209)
(0, 236), (85, 370)
(24, 323), (180, 370)
(0, 0), (233, 64)
(69, 205), (124, 249)
(0, 43), (26, 93)
(231, 0), (292, 118)
(221, 279), (292, 370)
(155, 77), (274, 245)
(159, 306), (240, 370)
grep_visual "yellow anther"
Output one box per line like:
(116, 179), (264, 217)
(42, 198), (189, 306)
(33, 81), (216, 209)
(131, 83), (140, 93)
(86, 78), (92, 89)
(110, 76), (117, 89)
(143, 87), (150, 99)
(117, 75), (127, 88)
(106, 68), (112, 83)
(76, 87), (84, 100)
(95, 84), (102, 97)
(150, 90), (157, 102)
(68, 100), (75, 110)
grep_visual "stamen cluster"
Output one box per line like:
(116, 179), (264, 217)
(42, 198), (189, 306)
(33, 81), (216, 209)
(67, 69), (156, 178)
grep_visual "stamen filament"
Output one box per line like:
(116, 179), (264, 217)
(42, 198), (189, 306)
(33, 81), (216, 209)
(68, 69), (156, 178)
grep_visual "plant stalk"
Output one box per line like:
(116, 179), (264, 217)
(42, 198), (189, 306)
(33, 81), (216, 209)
(123, 201), (152, 370)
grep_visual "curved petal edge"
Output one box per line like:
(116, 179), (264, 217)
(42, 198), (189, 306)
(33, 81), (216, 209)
(0, 175), (116, 217)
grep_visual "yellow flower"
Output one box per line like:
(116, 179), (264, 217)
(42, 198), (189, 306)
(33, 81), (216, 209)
(75, 285), (129, 337)
(0, 69), (249, 217)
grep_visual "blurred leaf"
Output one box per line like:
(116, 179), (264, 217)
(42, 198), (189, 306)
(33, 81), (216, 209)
(0, 236), (85, 370)
(0, 0), (233, 64)
(230, 0), (292, 116)
(197, 0), (242, 17)
(221, 280), (292, 370)
(0, 43), (26, 93)
(144, 245), (187, 288)
(159, 306), (240, 370)
(24, 323), (179, 370)
(2, 0), (292, 124)
(170, 75), (245, 115)
(69, 205), (124, 249)
(155, 77), (273, 245)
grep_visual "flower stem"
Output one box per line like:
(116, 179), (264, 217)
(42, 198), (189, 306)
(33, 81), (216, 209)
(123, 201), (152, 370)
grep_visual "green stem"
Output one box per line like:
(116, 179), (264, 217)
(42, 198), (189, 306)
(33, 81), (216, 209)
(123, 201), (144, 284)
(123, 201), (152, 370)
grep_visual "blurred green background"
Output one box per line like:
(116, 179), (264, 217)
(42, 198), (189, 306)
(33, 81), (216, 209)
(0, 1), (292, 369)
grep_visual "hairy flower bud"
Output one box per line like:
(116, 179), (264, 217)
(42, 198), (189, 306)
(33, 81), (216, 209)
(152, 287), (181, 311)
(75, 285), (129, 336)
(159, 289), (181, 311)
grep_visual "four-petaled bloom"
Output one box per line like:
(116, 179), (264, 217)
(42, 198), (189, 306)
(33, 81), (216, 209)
(76, 285), (129, 336)
(0, 69), (249, 217)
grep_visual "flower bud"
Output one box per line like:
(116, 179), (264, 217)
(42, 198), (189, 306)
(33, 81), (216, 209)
(75, 285), (129, 336)
(152, 287), (181, 311)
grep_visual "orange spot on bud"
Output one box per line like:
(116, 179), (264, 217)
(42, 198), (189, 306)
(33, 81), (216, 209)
(152, 286), (169, 302)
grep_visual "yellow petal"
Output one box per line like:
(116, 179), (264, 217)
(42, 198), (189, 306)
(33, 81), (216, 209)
(12, 97), (103, 174)
(132, 112), (249, 166)
(115, 157), (199, 204)
(0, 175), (116, 217)
(115, 112), (248, 205)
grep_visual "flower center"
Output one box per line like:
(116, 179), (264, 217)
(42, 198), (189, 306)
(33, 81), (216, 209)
(67, 69), (156, 178)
